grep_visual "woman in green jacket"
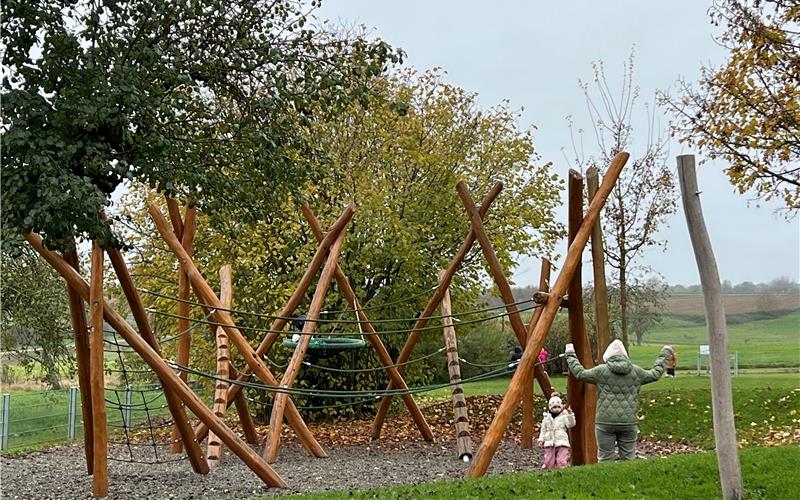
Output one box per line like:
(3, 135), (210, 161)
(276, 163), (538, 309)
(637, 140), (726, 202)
(565, 339), (673, 462)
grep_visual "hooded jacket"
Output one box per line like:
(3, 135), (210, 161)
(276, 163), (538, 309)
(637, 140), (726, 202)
(537, 410), (576, 448)
(566, 345), (671, 425)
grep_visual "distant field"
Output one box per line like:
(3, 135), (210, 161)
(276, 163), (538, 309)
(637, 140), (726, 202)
(665, 293), (800, 316)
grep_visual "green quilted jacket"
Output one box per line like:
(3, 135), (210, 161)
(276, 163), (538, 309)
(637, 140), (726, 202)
(566, 347), (671, 425)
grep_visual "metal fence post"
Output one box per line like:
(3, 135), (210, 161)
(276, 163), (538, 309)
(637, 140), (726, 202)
(124, 385), (132, 428)
(1, 393), (10, 450)
(67, 387), (78, 440)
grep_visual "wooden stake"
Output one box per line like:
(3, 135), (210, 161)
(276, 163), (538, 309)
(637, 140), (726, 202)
(207, 264), (233, 467)
(467, 152), (628, 478)
(89, 242), (108, 497)
(456, 182), (554, 395)
(521, 259), (552, 448)
(587, 166), (611, 363)
(301, 203), (434, 442)
(106, 247), (208, 474)
(265, 228), (347, 463)
(677, 155), (743, 500)
(26, 233), (287, 488)
(147, 203), (327, 459)
(233, 390), (259, 445)
(440, 273), (472, 461)
(191, 206), (354, 451)
(172, 204), (196, 453)
(566, 170), (597, 465)
(371, 183), (502, 439)
(63, 249), (94, 474)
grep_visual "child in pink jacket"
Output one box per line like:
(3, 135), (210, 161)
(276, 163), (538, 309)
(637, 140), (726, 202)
(537, 395), (576, 469)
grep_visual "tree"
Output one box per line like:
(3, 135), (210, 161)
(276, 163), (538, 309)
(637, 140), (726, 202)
(660, 0), (799, 211)
(1, 0), (402, 252)
(120, 69), (564, 418)
(0, 246), (74, 388)
(566, 53), (678, 350)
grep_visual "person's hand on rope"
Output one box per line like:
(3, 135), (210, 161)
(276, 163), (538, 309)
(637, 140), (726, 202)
(564, 343), (575, 354)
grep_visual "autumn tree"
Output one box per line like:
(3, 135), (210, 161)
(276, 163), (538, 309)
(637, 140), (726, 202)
(120, 69), (564, 418)
(1, 0), (402, 253)
(566, 53), (678, 350)
(0, 246), (74, 388)
(660, 0), (799, 211)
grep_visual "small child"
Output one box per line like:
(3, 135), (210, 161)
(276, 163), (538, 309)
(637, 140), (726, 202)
(537, 395), (576, 469)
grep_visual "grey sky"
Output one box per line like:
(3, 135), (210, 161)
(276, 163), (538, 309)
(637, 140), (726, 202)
(317, 0), (799, 286)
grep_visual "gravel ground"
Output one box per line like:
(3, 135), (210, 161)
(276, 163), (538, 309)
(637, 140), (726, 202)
(1, 439), (542, 499)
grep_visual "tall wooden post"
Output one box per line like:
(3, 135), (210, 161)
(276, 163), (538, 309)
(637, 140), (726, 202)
(467, 152), (628, 478)
(677, 155), (742, 500)
(63, 249), (94, 474)
(89, 242), (108, 497)
(566, 170), (597, 465)
(440, 272), (472, 461)
(207, 264), (233, 467)
(172, 204), (196, 453)
(521, 259), (552, 448)
(265, 229), (347, 463)
(587, 166), (611, 363)
(26, 233), (287, 488)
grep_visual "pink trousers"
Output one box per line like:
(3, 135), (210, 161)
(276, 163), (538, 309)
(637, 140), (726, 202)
(542, 446), (570, 469)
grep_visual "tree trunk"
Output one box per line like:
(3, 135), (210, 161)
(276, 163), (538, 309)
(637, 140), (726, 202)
(619, 257), (629, 350)
(677, 154), (743, 500)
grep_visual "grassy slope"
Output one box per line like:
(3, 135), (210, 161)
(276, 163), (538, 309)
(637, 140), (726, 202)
(288, 446), (800, 499)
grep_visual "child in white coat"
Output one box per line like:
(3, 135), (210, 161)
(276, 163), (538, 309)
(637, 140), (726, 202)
(537, 395), (576, 469)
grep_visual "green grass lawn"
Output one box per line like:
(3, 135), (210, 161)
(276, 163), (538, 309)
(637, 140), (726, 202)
(282, 446), (800, 499)
(646, 310), (800, 346)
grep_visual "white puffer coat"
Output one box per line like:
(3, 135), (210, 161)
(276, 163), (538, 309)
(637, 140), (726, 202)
(537, 411), (576, 448)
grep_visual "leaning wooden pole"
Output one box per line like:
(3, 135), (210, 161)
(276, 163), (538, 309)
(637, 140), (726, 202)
(677, 155), (743, 500)
(455, 182), (555, 391)
(566, 169), (597, 465)
(521, 259), (552, 448)
(89, 242), (108, 497)
(587, 166), (612, 363)
(25, 233), (288, 488)
(172, 204), (196, 453)
(207, 264), (233, 467)
(265, 228), (347, 463)
(147, 203), (327, 460)
(371, 183), (503, 439)
(63, 249), (94, 474)
(106, 247), (208, 473)
(440, 273), (472, 461)
(191, 207), (355, 450)
(301, 203), (434, 442)
(467, 152), (629, 478)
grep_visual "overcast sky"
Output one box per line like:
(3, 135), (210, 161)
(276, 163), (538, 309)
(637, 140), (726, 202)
(317, 0), (799, 286)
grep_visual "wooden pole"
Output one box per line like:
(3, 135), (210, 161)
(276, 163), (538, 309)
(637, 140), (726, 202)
(677, 155), (743, 500)
(587, 166), (612, 364)
(233, 390), (259, 445)
(63, 249), (94, 474)
(165, 196), (185, 240)
(147, 203), (327, 459)
(106, 247), (208, 473)
(265, 228), (347, 463)
(566, 169), (597, 465)
(467, 152), (628, 478)
(207, 264), (233, 467)
(172, 204), (196, 453)
(25, 233), (288, 488)
(89, 242), (108, 497)
(440, 273), (472, 461)
(456, 182), (555, 394)
(521, 259), (552, 448)
(191, 206), (354, 449)
(301, 203), (434, 442)
(371, 183), (502, 439)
